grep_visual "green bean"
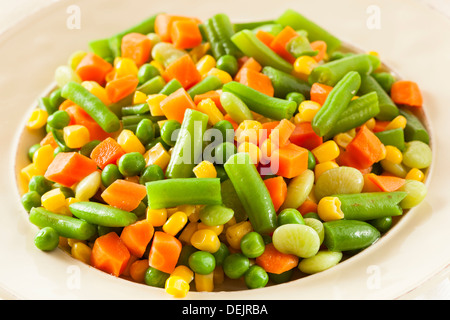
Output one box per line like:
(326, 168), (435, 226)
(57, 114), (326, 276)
(204, 13), (241, 59)
(224, 153), (277, 234)
(262, 66), (311, 99)
(88, 38), (114, 60)
(121, 104), (150, 116)
(199, 205), (234, 226)
(187, 75), (222, 99)
(312, 71), (361, 137)
(213, 120), (235, 143)
(399, 109), (430, 144)
(214, 142), (237, 165)
(251, 23), (284, 35)
(222, 81), (297, 121)
(402, 141), (432, 169)
(323, 220), (380, 251)
(268, 269), (293, 284)
(374, 128), (405, 151)
(138, 63), (160, 85)
(233, 20), (276, 32)
(21, 191), (41, 213)
(220, 179), (247, 223)
(216, 55), (238, 77)
(280, 169), (314, 211)
(69, 202), (138, 227)
(49, 89), (66, 110)
(398, 180), (427, 209)
(309, 54), (379, 86)
(34, 227), (60, 251)
(61, 82), (120, 133)
(38, 97), (57, 115)
(240, 232), (265, 258)
(244, 265), (269, 289)
(159, 79), (183, 95)
(29, 207), (97, 240)
(371, 72), (396, 93)
(188, 251), (216, 275)
(336, 192), (407, 221)
(276, 9), (341, 53)
(328, 51), (354, 61)
(272, 224), (321, 258)
(314, 166), (364, 201)
(121, 114), (164, 127)
(286, 92), (306, 106)
(298, 250), (343, 274)
(219, 91), (254, 123)
(136, 76), (166, 95)
(287, 35), (318, 57)
(231, 29), (293, 73)
(146, 178), (222, 209)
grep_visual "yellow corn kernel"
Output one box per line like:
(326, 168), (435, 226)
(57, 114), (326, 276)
(235, 120), (263, 145)
(21, 163), (40, 184)
(188, 206), (201, 222)
(144, 142), (171, 170)
(405, 168), (425, 182)
(133, 91), (148, 105)
(317, 196), (344, 222)
(196, 54), (216, 76)
(165, 276), (190, 298)
(383, 145), (402, 164)
(71, 242), (92, 264)
(193, 161), (217, 178)
(177, 204), (196, 218)
(225, 220), (253, 250)
(146, 94), (167, 117)
(333, 132), (354, 149)
(114, 57), (139, 79)
(260, 138), (277, 159)
(198, 222), (224, 236)
(368, 51), (379, 58)
(63, 125), (91, 149)
(67, 238), (84, 247)
(296, 101), (321, 123)
(82, 81), (111, 105)
(314, 161), (339, 180)
(205, 68), (232, 84)
(26, 109), (48, 130)
(213, 266), (224, 285)
(117, 129), (146, 154)
(195, 272), (214, 292)
(190, 42), (211, 63)
(150, 60), (165, 74)
(351, 96), (360, 101)
(171, 265), (194, 284)
(74, 171), (101, 201)
(163, 211), (188, 236)
(293, 56), (318, 79)
(190, 229), (221, 253)
(66, 197), (79, 210)
(238, 142), (261, 164)
(312, 140), (340, 163)
(385, 115), (407, 131)
(365, 118), (376, 131)
(33, 144), (55, 174)
(41, 188), (67, 213)
(146, 208), (168, 227)
(196, 98), (224, 126)
(178, 222), (199, 244)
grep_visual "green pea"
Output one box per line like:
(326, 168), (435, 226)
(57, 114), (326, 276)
(138, 63), (160, 85)
(214, 142), (237, 165)
(268, 269), (293, 284)
(53, 146), (63, 157)
(277, 208), (305, 226)
(101, 164), (123, 187)
(118, 152), (146, 177)
(21, 191), (41, 212)
(307, 150), (316, 170)
(223, 253), (250, 279)
(240, 232), (265, 258)
(28, 175), (53, 196)
(79, 140), (101, 158)
(216, 54), (238, 77)
(49, 89), (66, 110)
(199, 204), (234, 226)
(286, 92), (306, 106)
(188, 251), (216, 275)
(212, 242), (230, 266)
(47, 110), (71, 129)
(213, 120), (235, 143)
(244, 265), (269, 289)
(139, 164), (165, 185)
(136, 119), (155, 145)
(34, 227), (60, 251)
(160, 120), (181, 147)
(144, 266), (170, 288)
(402, 140), (432, 169)
(177, 245), (198, 267)
(303, 212), (321, 220)
(28, 144), (41, 162)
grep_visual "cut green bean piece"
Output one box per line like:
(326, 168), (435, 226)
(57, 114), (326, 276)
(159, 79), (183, 96)
(220, 179), (248, 223)
(371, 72), (396, 93)
(233, 20), (276, 32)
(399, 109), (430, 144)
(287, 35), (318, 57)
(251, 23), (284, 36)
(262, 66), (311, 99)
(121, 103), (150, 116)
(136, 76), (166, 95)
(204, 13), (241, 59)
(88, 38), (114, 61)
(375, 128), (405, 151)
(323, 220), (380, 252)
(69, 202), (138, 227)
(187, 75), (222, 99)
(219, 91), (254, 123)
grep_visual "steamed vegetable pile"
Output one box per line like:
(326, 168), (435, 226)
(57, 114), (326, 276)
(20, 9), (431, 298)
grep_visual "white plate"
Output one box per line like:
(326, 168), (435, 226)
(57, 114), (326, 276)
(1, 0), (450, 300)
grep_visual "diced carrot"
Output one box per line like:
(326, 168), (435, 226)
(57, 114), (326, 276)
(163, 54), (201, 90)
(238, 68), (274, 97)
(255, 243), (299, 274)
(372, 120), (390, 133)
(290, 122), (323, 150)
(121, 33), (152, 67)
(120, 220), (155, 258)
(45, 152), (97, 187)
(171, 19), (202, 49)
(159, 87), (196, 123)
(64, 104), (111, 141)
(269, 26), (298, 64)
(91, 232), (131, 277)
(154, 13), (201, 43)
(271, 143), (309, 179)
(223, 114), (239, 130)
(40, 132), (59, 149)
(310, 83), (334, 106)
(148, 231), (182, 274)
(90, 137), (125, 169)
(366, 173), (405, 192)
(342, 125), (384, 169)
(105, 74), (139, 103)
(75, 52), (113, 86)
(264, 176), (287, 212)
(298, 199), (318, 215)
(269, 119), (296, 147)
(194, 90), (224, 113)
(310, 40), (327, 62)
(101, 179), (148, 212)
(259, 121), (280, 145)
(58, 99), (76, 112)
(255, 30), (275, 47)
(390, 80), (423, 108)
(234, 57), (262, 82)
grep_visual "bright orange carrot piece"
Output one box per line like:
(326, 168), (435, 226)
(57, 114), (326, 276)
(255, 243), (299, 274)
(310, 40), (327, 62)
(154, 13), (202, 43)
(105, 74), (139, 103)
(298, 199), (318, 215)
(271, 143), (309, 179)
(269, 26), (298, 64)
(238, 68), (274, 97)
(264, 176), (287, 212)
(171, 19), (202, 49)
(90, 137), (125, 169)
(290, 122), (323, 150)
(64, 104), (111, 141)
(75, 52), (113, 86)
(310, 83), (334, 106)
(163, 54), (201, 89)
(372, 120), (390, 133)
(343, 125), (384, 169)
(234, 57), (262, 82)
(390, 80), (423, 108)
(255, 30), (276, 47)
(366, 173), (405, 192)
(40, 132), (59, 149)
(44, 152), (97, 187)
(159, 87), (196, 123)
(120, 220), (155, 258)
(91, 232), (131, 277)
(148, 231), (182, 274)
(121, 33), (152, 67)
(101, 179), (148, 212)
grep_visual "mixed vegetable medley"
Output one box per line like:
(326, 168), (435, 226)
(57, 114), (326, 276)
(20, 9), (431, 298)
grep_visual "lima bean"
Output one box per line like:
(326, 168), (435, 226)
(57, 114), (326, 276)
(314, 166), (364, 201)
(272, 224), (320, 258)
(298, 250), (343, 274)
